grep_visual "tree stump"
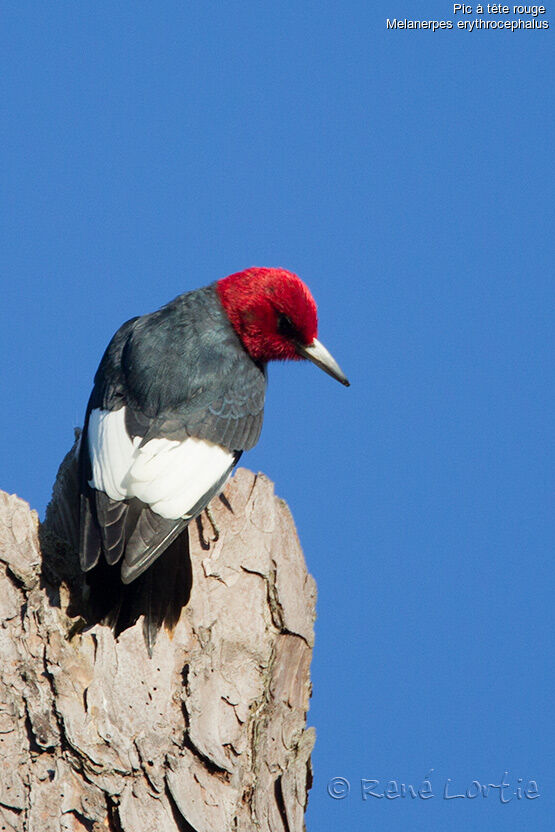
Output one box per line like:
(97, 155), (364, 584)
(0, 440), (316, 831)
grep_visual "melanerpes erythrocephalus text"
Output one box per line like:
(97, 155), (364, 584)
(78, 267), (349, 585)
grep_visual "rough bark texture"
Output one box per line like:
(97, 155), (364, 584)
(0, 442), (316, 832)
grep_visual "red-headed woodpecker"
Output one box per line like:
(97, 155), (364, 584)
(79, 267), (349, 584)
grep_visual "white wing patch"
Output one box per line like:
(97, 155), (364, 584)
(88, 407), (235, 520)
(88, 408), (137, 501)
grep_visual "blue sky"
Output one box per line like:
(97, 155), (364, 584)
(2, 2), (553, 830)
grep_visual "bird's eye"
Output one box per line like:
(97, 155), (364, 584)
(277, 314), (299, 340)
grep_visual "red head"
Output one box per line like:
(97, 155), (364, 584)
(217, 267), (318, 362)
(217, 267), (350, 385)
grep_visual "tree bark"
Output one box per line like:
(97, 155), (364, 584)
(0, 440), (316, 831)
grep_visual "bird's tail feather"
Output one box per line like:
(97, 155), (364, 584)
(85, 527), (192, 656)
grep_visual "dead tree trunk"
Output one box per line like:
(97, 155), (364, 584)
(0, 441), (316, 831)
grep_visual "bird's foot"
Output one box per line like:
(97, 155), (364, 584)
(205, 505), (220, 542)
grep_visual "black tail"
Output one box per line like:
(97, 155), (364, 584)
(84, 527), (193, 656)
(42, 432), (193, 657)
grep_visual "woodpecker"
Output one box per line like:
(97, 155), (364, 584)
(78, 267), (349, 589)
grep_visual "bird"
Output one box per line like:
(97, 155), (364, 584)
(77, 267), (349, 644)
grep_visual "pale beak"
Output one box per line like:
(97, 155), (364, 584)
(296, 338), (350, 386)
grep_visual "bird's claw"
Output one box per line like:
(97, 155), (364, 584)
(205, 506), (220, 542)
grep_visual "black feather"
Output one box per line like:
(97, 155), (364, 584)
(95, 491), (129, 565)
(121, 510), (187, 584)
(79, 493), (102, 571)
